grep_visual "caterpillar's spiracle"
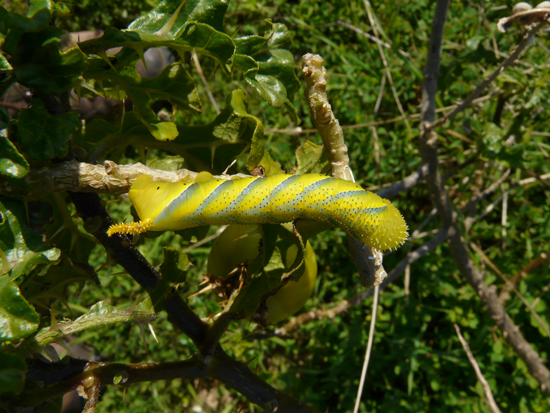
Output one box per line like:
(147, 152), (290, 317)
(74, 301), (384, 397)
(108, 173), (408, 251)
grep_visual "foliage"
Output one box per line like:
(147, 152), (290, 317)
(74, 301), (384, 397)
(1, 0), (550, 412)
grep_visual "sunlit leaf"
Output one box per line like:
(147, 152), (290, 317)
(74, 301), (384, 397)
(234, 21), (300, 120)
(0, 135), (29, 179)
(0, 277), (39, 341)
(80, 0), (234, 69)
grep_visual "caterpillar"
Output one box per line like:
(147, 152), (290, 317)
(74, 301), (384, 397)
(107, 173), (408, 251)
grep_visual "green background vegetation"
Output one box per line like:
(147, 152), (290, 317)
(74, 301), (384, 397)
(1, 0), (549, 412)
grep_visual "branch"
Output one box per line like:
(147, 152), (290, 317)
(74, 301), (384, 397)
(454, 324), (502, 413)
(14, 354), (317, 412)
(419, 0), (550, 394)
(302, 53), (387, 287)
(376, 163), (429, 199)
(4, 160), (248, 197)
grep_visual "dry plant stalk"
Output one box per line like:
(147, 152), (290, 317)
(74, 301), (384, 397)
(302, 53), (387, 287)
(454, 324), (502, 413)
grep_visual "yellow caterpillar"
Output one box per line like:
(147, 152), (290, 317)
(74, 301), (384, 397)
(108, 173), (408, 251)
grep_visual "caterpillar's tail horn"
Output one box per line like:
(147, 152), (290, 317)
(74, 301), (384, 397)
(107, 219), (153, 236)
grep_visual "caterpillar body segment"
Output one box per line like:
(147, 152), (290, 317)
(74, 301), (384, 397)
(111, 173), (408, 251)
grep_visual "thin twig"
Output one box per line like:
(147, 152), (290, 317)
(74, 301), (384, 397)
(404, 265), (410, 304)
(501, 185), (508, 250)
(454, 324), (502, 413)
(471, 172), (550, 226)
(182, 225), (228, 253)
(464, 168), (511, 232)
(364, 0), (411, 135)
(337, 20), (412, 60)
(532, 282), (550, 308)
(265, 94), (493, 135)
(192, 53), (220, 114)
(497, 8), (550, 32)
(353, 286), (379, 413)
(376, 154), (477, 199)
(372, 72), (385, 170)
(82, 376), (101, 413)
(463, 168), (511, 213)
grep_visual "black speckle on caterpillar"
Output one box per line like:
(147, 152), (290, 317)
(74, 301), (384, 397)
(107, 173), (408, 251)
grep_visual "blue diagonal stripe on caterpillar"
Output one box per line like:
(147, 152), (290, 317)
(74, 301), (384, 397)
(107, 173), (408, 251)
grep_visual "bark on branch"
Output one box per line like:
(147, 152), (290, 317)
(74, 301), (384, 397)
(2, 160), (247, 197)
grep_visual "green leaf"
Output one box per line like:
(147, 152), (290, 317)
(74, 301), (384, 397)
(0, 350), (26, 395)
(147, 155), (185, 171)
(13, 301), (155, 356)
(295, 140), (330, 175)
(0, 135), (29, 179)
(160, 247), (190, 284)
(79, 0), (235, 69)
(27, 0), (53, 19)
(17, 100), (80, 161)
(0, 0), (52, 33)
(234, 21), (300, 120)
(19, 258), (96, 311)
(0, 277), (39, 342)
(0, 53), (12, 71)
(82, 55), (199, 141)
(129, 0), (228, 33)
(254, 148), (284, 176)
(4, 26), (87, 93)
(9, 248), (61, 282)
(0, 198), (58, 280)
(85, 90), (264, 173)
